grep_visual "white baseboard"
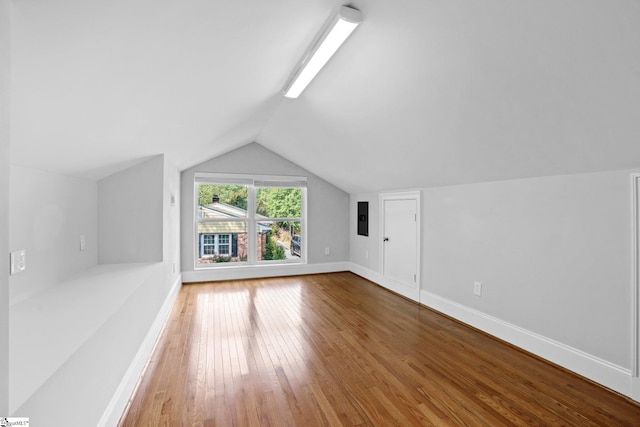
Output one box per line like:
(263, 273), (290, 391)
(349, 262), (636, 402)
(349, 262), (422, 302)
(182, 262), (350, 283)
(97, 274), (182, 427)
(420, 289), (634, 399)
(633, 376), (640, 401)
(349, 263), (382, 287)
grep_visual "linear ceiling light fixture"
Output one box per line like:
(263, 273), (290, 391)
(282, 6), (362, 98)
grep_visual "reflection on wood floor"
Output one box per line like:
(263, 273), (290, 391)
(119, 272), (640, 426)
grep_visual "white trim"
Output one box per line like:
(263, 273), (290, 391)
(301, 187), (308, 263)
(183, 262), (349, 283)
(632, 174), (640, 378)
(97, 274), (182, 427)
(378, 191), (421, 303)
(350, 262), (384, 287)
(634, 376), (640, 402)
(194, 172), (307, 187)
(254, 174), (307, 187)
(419, 289), (634, 399)
(194, 172), (254, 184)
(193, 181), (199, 270)
(247, 182), (257, 264)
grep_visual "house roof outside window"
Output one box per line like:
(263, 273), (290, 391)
(198, 202), (272, 234)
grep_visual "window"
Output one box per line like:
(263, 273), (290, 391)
(194, 173), (306, 268)
(218, 234), (230, 254)
(201, 234), (231, 256)
(202, 234), (215, 255)
(255, 185), (302, 261)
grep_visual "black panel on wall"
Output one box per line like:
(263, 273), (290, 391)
(357, 201), (368, 236)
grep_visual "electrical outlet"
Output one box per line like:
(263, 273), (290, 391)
(365, 249), (369, 259)
(324, 247), (330, 255)
(473, 281), (482, 297)
(10, 250), (26, 275)
(80, 234), (86, 251)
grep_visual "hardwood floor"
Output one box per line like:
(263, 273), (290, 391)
(118, 272), (640, 426)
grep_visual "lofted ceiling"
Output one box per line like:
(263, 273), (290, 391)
(9, 0), (640, 193)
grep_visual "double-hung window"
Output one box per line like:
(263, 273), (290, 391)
(194, 173), (306, 267)
(201, 234), (231, 256)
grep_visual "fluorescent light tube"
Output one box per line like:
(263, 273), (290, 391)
(283, 6), (362, 98)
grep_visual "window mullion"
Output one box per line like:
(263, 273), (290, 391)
(247, 184), (257, 264)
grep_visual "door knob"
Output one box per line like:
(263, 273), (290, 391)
(383, 237), (389, 242)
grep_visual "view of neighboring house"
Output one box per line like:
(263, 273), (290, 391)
(197, 196), (272, 262)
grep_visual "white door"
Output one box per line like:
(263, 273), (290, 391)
(381, 194), (420, 302)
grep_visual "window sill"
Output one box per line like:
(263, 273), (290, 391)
(184, 261), (349, 283)
(195, 259), (305, 270)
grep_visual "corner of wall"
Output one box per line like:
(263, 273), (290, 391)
(8, 166), (99, 303)
(98, 156), (164, 264)
(163, 155), (181, 281)
(349, 193), (380, 273)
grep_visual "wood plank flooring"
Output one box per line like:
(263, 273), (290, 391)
(118, 272), (640, 426)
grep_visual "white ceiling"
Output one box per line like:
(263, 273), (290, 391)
(9, 0), (640, 193)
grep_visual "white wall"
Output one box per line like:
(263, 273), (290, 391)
(350, 195), (380, 272)
(422, 171), (633, 368)
(9, 165), (98, 303)
(164, 156), (181, 282)
(98, 156), (163, 264)
(181, 143), (349, 279)
(9, 155), (182, 423)
(0, 0), (10, 414)
(350, 169), (638, 396)
(95, 155), (181, 426)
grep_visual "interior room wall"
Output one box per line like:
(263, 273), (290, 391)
(349, 194), (380, 272)
(180, 142), (349, 277)
(164, 156), (181, 284)
(98, 155), (164, 264)
(350, 169), (637, 394)
(422, 170), (633, 368)
(9, 165), (98, 303)
(8, 155), (182, 422)
(0, 0), (10, 414)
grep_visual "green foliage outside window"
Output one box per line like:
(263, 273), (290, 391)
(198, 184), (247, 209)
(198, 185), (301, 220)
(263, 229), (286, 260)
(256, 187), (301, 218)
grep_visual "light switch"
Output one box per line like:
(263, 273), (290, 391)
(473, 281), (482, 296)
(80, 234), (86, 251)
(10, 250), (26, 275)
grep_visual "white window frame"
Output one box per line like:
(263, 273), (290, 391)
(194, 172), (307, 269)
(202, 234), (216, 256)
(216, 234), (231, 256)
(201, 233), (232, 257)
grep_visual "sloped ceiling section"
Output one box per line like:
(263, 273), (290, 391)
(258, 0), (640, 192)
(10, 0), (640, 193)
(10, 0), (330, 179)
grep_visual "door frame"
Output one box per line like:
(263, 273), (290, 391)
(379, 191), (421, 302)
(632, 174), (640, 381)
